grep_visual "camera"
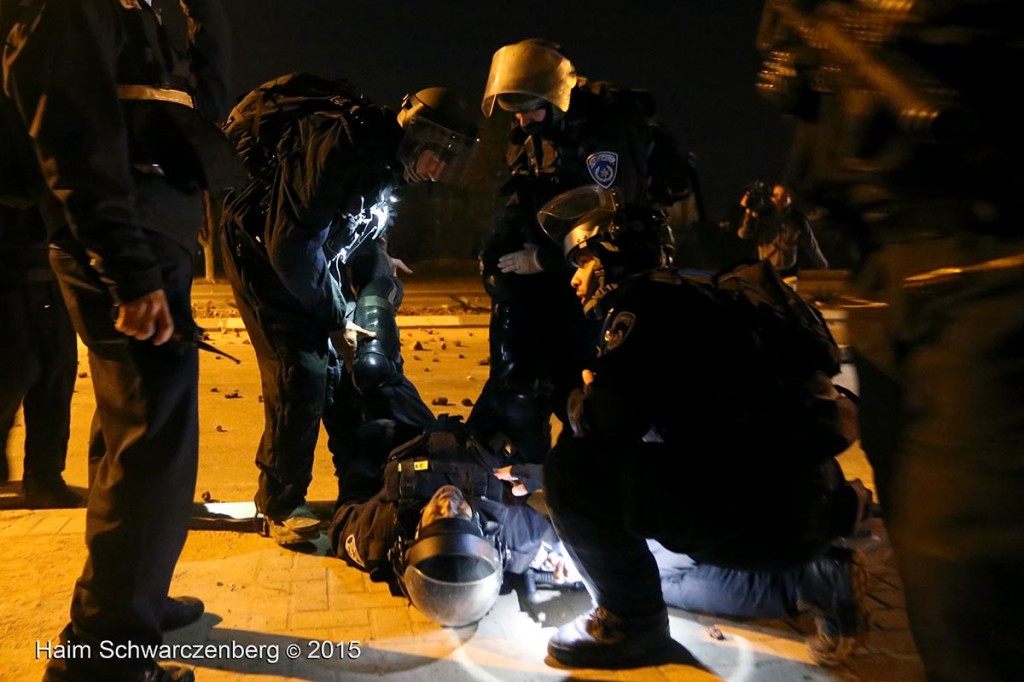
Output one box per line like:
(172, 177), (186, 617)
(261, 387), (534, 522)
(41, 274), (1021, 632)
(744, 180), (775, 215)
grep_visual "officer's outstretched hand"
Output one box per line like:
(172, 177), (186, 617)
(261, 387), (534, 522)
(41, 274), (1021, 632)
(389, 255), (413, 277)
(329, 321), (376, 368)
(116, 289), (174, 345)
(493, 466), (529, 497)
(497, 243), (542, 275)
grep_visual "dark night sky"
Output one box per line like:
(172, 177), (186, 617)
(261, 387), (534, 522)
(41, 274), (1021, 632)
(220, 0), (794, 222)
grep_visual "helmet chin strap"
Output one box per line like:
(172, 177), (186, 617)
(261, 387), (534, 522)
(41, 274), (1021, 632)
(582, 261), (618, 316)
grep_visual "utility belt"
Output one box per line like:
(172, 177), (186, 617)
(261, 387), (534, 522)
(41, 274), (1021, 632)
(382, 458), (506, 504)
(118, 84), (245, 193)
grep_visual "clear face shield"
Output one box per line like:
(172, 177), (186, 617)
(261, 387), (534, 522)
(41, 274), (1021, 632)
(537, 185), (621, 266)
(397, 489), (504, 628)
(397, 117), (477, 185)
(481, 42), (578, 116)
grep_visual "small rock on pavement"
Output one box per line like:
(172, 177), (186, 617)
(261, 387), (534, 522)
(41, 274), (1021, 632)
(478, 358), (490, 366)
(216, 425), (227, 432)
(431, 397), (449, 406)
(461, 398), (474, 406)
(414, 341), (425, 350)
(78, 372), (88, 378)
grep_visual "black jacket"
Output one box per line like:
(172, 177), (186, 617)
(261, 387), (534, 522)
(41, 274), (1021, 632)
(222, 85), (401, 332)
(3, 0), (233, 303)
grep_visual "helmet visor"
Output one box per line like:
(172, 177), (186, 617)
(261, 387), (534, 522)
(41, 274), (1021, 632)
(398, 117), (477, 185)
(537, 185), (619, 264)
(482, 42), (577, 116)
(402, 531), (503, 627)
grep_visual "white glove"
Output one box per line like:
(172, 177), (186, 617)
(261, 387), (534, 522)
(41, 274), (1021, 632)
(497, 243), (543, 275)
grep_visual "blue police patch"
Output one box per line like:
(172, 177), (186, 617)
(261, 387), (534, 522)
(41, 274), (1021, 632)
(586, 151), (619, 189)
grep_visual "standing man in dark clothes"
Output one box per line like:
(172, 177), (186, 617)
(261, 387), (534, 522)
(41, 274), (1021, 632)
(3, 0), (240, 679)
(469, 38), (659, 464)
(220, 78), (479, 546)
(0, 200), (79, 508)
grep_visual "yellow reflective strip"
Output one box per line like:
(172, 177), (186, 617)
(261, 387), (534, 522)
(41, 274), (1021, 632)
(413, 461), (429, 471)
(903, 251), (1024, 288)
(116, 85), (194, 108)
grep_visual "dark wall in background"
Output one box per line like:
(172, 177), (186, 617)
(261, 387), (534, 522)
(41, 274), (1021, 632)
(219, 1), (793, 261)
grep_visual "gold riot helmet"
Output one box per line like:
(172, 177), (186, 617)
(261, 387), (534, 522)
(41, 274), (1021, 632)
(481, 39), (578, 117)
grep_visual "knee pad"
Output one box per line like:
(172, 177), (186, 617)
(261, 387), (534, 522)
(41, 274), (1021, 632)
(352, 277), (403, 391)
(351, 350), (399, 391)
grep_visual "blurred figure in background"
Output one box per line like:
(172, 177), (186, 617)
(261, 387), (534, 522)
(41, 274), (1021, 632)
(757, 0), (1024, 678)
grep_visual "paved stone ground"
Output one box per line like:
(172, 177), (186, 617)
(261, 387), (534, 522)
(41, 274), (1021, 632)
(0, 278), (928, 681)
(0, 505), (924, 681)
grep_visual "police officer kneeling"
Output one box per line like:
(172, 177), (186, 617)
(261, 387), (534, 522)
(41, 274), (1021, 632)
(536, 186), (866, 668)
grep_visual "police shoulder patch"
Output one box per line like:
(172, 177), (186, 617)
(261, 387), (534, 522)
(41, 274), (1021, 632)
(586, 151), (619, 188)
(601, 310), (637, 353)
(344, 534), (365, 568)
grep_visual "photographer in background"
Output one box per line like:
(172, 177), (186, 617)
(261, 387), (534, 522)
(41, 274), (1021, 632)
(739, 180), (828, 277)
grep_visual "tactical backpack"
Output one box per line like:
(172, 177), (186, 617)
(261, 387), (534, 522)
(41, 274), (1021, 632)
(382, 414), (508, 507)
(709, 258), (857, 459)
(580, 79), (696, 209)
(223, 72), (368, 183)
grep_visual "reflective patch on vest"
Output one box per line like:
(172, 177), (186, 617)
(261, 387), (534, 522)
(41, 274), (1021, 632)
(586, 151), (619, 188)
(602, 311), (636, 353)
(344, 534), (365, 568)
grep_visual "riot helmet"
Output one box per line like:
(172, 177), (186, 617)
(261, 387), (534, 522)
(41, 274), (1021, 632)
(396, 88), (479, 184)
(538, 185), (674, 268)
(397, 485), (504, 627)
(538, 185), (674, 313)
(482, 39), (578, 117)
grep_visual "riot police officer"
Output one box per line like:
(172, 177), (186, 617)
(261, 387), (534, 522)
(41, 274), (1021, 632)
(468, 39), (659, 464)
(536, 185), (866, 668)
(3, 0), (239, 679)
(220, 78), (479, 547)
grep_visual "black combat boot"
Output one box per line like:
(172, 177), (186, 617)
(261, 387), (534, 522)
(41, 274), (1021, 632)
(547, 605), (673, 668)
(796, 545), (871, 665)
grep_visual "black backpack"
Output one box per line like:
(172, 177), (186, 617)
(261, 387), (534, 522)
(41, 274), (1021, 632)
(581, 79), (696, 209)
(709, 259), (857, 459)
(382, 415), (508, 506)
(223, 72), (368, 183)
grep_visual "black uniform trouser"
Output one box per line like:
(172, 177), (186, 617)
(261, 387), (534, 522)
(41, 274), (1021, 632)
(47, 232), (198, 676)
(543, 437), (666, 618)
(468, 278), (591, 463)
(545, 436), (840, 620)
(848, 234), (1024, 682)
(221, 222), (434, 518)
(0, 276), (77, 486)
